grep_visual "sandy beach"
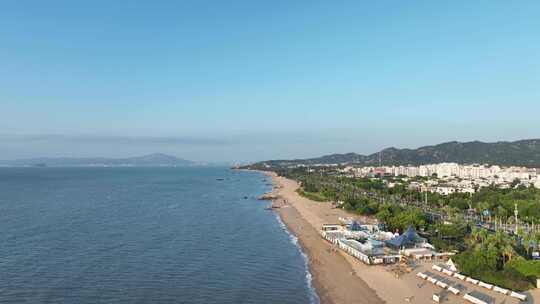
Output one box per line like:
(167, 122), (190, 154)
(261, 171), (540, 304)
(268, 173), (383, 304)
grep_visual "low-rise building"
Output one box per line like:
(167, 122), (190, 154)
(385, 226), (428, 250)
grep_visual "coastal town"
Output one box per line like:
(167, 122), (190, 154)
(257, 163), (540, 304)
(340, 163), (540, 195)
(282, 162), (540, 195)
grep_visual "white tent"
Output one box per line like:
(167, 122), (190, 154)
(446, 259), (458, 272)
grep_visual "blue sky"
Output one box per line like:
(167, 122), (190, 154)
(1, 1), (539, 162)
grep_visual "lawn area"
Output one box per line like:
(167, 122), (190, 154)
(507, 258), (540, 279)
(296, 189), (329, 202)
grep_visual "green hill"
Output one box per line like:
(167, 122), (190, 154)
(246, 139), (540, 169)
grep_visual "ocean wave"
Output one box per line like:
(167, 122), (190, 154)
(274, 213), (320, 304)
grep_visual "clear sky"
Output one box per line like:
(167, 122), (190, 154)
(1, 1), (539, 162)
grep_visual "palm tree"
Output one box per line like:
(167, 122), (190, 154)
(522, 233), (538, 258)
(479, 229), (489, 245)
(502, 244), (515, 265)
(494, 231), (513, 249)
(470, 227), (481, 246)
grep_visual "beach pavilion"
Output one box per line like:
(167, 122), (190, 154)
(385, 226), (428, 250)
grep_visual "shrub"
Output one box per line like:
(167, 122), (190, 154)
(507, 258), (540, 279)
(296, 189), (328, 202)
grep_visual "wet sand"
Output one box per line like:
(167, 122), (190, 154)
(267, 172), (384, 304)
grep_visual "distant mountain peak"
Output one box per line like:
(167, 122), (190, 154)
(132, 153), (182, 160)
(146, 152), (169, 157)
(0, 153), (195, 167)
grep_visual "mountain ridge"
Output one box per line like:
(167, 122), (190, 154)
(246, 139), (540, 168)
(0, 153), (196, 167)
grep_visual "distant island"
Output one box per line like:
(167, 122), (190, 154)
(245, 139), (540, 169)
(0, 153), (196, 167)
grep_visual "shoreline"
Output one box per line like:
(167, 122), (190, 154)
(272, 210), (320, 304)
(260, 170), (385, 304)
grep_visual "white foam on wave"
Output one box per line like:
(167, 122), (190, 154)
(274, 213), (320, 304)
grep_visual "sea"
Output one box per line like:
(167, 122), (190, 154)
(0, 167), (318, 304)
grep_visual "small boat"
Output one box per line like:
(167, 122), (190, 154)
(216, 178), (225, 181)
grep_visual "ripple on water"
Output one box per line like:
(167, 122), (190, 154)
(0, 167), (316, 304)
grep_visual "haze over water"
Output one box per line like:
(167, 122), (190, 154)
(0, 167), (316, 304)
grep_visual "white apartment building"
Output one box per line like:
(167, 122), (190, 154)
(340, 163), (540, 192)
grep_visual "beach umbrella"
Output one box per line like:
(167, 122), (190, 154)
(446, 259), (458, 272)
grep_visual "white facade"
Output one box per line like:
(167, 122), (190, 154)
(338, 162), (540, 193)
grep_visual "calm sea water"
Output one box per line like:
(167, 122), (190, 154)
(0, 167), (317, 304)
